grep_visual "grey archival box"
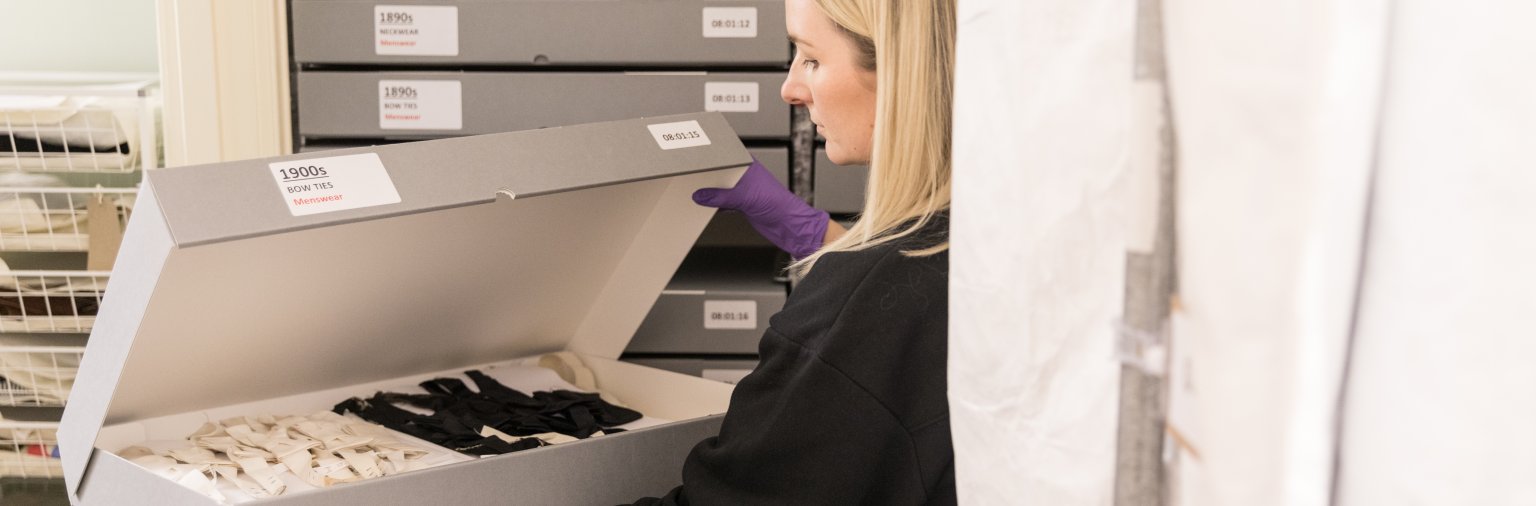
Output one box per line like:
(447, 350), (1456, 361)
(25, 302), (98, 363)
(294, 143), (786, 248)
(60, 112), (752, 505)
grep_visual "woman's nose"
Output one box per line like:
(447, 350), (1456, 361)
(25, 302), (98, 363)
(781, 67), (810, 106)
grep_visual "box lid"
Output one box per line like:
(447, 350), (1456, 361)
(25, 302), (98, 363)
(59, 112), (749, 496)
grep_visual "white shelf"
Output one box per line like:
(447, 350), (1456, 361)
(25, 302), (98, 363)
(0, 73), (155, 435)
(0, 420), (61, 478)
(1, 73), (161, 174)
(0, 187), (134, 252)
(0, 346), (83, 408)
(0, 270), (109, 334)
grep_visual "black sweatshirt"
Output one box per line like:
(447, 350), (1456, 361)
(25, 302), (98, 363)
(634, 215), (955, 506)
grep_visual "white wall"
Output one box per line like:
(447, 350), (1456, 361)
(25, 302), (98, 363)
(0, 0), (159, 72)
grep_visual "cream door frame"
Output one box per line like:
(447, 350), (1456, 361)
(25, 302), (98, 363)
(157, 0), (292, 166)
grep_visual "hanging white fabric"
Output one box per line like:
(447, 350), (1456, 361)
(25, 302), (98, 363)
(949, 0), (1134, 503)
(1160, 0), (1387, 504)
(1335, 1), (1536, 504)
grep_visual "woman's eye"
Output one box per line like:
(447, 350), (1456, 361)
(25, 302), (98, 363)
(802, 59), (819, 70)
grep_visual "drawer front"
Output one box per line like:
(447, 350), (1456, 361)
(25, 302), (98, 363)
(748, 146), (789, 187)
(297, 71), (790, 140)
(623, 357), (760, 384)
(814, 147), (869, 214)
(291, 0), (789, 66)
(627, 288), (785, 354)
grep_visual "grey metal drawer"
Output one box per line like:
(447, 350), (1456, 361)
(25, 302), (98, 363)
(813, 147), (869, 214)
(621, 357), (760, 385)
(748, 146), (789, 187)
(297, 71), (790, 140)
(626, 248), (785, 354)
(291, 0), (789, 67)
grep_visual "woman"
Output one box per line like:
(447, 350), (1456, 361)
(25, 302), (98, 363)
(635, 0), (955, 503)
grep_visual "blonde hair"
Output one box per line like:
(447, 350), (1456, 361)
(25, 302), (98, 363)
(793, 0), (956, 275)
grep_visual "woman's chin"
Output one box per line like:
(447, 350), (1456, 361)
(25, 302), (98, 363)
(824, 143), (869, 167)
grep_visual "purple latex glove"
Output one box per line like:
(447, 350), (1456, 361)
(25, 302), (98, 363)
(693, 157), (829, 260)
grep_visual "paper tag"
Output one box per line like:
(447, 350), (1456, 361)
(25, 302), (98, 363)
(378, 450), (407, 475)
(702, 7), (758, 38)
(270, 153), (403, 217)
(213, 465), (258, 500)
(339, 450), (384, 480)
(705, 82), (760, 113)
(704, 300), (757, 329)
(379, 80), (463, 130)
(478, 426), (522, 444)
(647, 120), (712, 150)
(314, 455), (351, 475)
(534, 432), (579, 445)
(277, 450), (316, 485)
(374, 5), (459, 56)
(702, 368), (753, 384)
(177, 468), (230, 502)
(233, 457), (287, 496)
(1165, 309), (1203, 457)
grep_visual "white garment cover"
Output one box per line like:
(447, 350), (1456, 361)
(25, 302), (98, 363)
(956, 0), (1535, 503)
(1160, 0), (1385, 504)
(949, 0), (1133, 503)
(1336, 1), (1536, 504)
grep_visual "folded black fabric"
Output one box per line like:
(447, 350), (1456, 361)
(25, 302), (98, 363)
(333, 369), (642, 457)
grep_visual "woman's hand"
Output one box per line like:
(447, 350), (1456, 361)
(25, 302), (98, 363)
(692, 157), (831, 260)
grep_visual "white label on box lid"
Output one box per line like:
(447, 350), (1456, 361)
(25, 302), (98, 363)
(702, 7), (758, 38)
(704, 300), (757, 330)
(647, 120), (712, 150)
(705, 82), (760, 113)
(270, 153), (402, 217)
(375, 5), (459, 56)
(379, 80), (463, 130)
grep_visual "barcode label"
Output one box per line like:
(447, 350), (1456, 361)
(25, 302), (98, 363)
(702, 7), (758, 38)
(705, 82), (760, 113)
(647, 120), (712, 150)
(704, 300), (757, 330)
